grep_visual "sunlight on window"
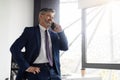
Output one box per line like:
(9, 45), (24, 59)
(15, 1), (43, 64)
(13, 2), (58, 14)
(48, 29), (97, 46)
(60, 0), (120, 80)
(60, 0), (82, 74)
(86, 1), (120, 64)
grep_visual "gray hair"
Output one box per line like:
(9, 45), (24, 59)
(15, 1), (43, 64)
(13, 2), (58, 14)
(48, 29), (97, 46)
(39, 8), (55, 15)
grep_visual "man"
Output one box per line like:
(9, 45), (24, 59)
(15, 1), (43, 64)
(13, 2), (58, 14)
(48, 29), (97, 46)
(10, 8), (68, 80)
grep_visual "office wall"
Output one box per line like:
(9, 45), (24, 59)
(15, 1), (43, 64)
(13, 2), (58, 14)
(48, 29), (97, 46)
(0, 0), (34, 79)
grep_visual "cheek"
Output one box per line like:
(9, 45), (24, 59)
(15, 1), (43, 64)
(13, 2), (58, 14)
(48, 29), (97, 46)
(45, 16), (53, 22)
(47, 16), (51, 20)
(44, 17), (49, 22)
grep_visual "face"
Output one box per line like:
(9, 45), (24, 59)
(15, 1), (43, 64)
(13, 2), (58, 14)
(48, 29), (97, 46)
(40, 12), (55, 28)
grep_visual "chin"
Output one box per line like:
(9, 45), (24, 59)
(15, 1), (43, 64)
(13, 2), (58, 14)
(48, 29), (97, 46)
(47, 23), (51, 27)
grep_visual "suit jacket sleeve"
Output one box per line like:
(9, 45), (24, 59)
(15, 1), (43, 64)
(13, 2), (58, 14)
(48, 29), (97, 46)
(57, 31), (68, 51)
(10, 27), (30, 71)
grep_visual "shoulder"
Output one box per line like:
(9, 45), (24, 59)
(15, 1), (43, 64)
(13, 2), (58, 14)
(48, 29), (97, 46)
(24, 25), (39, 32)
(24, 25), (38, 30)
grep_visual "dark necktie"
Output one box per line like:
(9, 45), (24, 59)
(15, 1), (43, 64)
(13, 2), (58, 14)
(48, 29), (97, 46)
(45, 30), (53, 66)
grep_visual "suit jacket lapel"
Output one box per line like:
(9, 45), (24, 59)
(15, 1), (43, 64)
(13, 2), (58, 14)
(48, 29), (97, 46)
(35, 25), (41, 54)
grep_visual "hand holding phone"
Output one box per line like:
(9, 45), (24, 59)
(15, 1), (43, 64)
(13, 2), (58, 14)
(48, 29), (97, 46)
(51, 23), (56, 30)
(51, 22), (62, 32)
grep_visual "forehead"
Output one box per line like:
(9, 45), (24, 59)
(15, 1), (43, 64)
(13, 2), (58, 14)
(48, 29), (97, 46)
(44, 12), (55, 16)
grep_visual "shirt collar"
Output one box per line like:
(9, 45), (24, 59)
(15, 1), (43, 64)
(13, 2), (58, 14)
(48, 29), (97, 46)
(39, 24), (47, 32)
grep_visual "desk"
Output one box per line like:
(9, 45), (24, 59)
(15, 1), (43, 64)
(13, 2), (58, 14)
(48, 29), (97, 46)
(62, 74), (102, 80)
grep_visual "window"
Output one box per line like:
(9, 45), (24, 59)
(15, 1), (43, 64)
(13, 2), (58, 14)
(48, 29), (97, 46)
(60, 0), (82, 74)
(60, 0), (120, 80)
(82, 1), (120, 69)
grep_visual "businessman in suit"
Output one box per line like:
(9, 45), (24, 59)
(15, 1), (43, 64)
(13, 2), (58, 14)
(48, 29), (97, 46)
(10, 8), (68, 80)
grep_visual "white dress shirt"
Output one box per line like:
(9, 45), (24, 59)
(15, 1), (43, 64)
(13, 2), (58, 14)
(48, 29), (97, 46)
(34, 24), (52, 64)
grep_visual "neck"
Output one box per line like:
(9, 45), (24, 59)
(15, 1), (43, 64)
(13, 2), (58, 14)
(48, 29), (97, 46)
(39, 22), (48, 29)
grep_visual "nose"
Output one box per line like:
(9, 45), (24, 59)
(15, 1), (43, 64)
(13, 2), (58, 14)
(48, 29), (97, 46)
(48, 18), (54, 23)
(49, 16), (54, 21)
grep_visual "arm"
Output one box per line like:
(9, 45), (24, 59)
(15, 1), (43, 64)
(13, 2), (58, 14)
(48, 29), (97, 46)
(52, 23), (68, 51)
(10, 27), (29, 71)
(58, 31), (68, 51)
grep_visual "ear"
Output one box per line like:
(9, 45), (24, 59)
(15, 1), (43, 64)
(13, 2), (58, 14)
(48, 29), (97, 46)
(39, 14), (42, 18)
(38, 14), (41, 22)
(38, 14), (43, 22)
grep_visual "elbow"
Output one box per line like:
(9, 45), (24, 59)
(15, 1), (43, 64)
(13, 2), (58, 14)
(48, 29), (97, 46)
(62, 46), (69, 51)
(10, 45), (16, 54)
(64, 46), (68, 51)
(10, 46), (13, 53)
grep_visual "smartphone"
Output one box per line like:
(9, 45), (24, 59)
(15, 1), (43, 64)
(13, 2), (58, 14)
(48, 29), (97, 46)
(51, 23), (56, 30)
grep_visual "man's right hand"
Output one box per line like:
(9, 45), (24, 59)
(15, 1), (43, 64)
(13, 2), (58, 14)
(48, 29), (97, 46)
(26, 66), (40, 74)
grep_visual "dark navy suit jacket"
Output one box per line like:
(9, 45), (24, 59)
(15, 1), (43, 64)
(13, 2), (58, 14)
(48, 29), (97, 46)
(10, 25), (68, 80)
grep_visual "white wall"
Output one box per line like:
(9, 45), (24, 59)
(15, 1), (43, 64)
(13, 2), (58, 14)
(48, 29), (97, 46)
(0, 0), (34, 79)
(78, 0), (108, 8)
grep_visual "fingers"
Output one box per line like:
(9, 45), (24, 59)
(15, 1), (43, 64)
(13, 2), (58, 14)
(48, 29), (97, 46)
(26, 66), (40, 74)
(34, 67), (40, 74)
(53, 23), (62, 32)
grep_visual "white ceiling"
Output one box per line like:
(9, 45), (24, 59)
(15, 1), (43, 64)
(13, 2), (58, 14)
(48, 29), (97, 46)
(78, 0), (120, 9)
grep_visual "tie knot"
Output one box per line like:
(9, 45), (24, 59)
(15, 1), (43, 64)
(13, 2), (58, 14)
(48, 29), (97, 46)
(45, 30), (47, 33)
(45, 30), (48, 36)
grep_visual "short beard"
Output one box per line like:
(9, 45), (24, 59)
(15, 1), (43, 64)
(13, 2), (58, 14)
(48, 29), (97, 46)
(47, 23), (52, 27)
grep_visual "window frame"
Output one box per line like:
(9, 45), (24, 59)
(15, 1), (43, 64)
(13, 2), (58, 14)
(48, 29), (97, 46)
(81, 9), (120, 70)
